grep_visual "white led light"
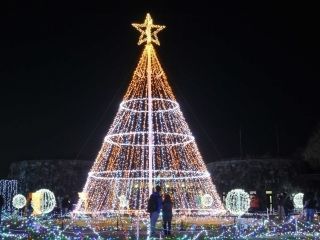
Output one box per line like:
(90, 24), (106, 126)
(118, 195), (129, 209)
(201, 194), (214, 207)
(119, 98), (179, 113)
(0, 180), (18, 212)
(293, 193), (304, 209)
(31, 189), (56, 215)
(225, 189), (250, 216)
(104, 132), (195, 147)
(12, 194), (27, 209)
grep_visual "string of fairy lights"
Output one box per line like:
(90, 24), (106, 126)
(74, 13), (225, 215)
(1, 184), (316, 238)
(1, 211), (320, 239)
(0, 180), (17, 212)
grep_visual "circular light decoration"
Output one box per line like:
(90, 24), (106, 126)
(293, 193), (304, 209)
(201, 194), (213, 207)
(12, 194), (27, 209)
(225, 189), (250, 216)
(31, 189), (56, 214)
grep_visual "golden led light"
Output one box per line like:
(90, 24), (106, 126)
(74, 14), (225, 216)
(132, 13), (165, 46)
(31, 189), (56, 215)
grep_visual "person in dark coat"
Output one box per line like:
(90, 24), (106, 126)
(62, 195), (72, 215)
(148, 186), (163, 235)
(304, 191), (316, 222)
(277, 192), (286, 221)
(162, 193), (173, 236)
(283, 193), (294, 218)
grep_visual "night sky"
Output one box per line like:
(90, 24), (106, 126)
(1, 1), (319, 177)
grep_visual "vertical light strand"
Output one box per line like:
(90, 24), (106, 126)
(147, 44), (154, 197)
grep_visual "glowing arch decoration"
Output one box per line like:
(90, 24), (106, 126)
(12, 194), (27, 209)
(31, 189), (56, 215)
(225, 189), (250, 216)
(293, 193), (304, 209)
(74, 13), (225, 216)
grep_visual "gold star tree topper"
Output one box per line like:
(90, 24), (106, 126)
(132, 13), (166, 46)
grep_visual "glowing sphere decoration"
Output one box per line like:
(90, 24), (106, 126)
(201, 194), (214, 207)
(31, 189), (56, 214)
(12, 194), (27, 209)
(225, 189), (250, 216)
(293, 193), (304, 209)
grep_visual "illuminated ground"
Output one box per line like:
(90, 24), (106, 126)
(1, 213), (320, 239)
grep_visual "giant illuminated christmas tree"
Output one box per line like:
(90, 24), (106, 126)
(74, 14), (225, 215)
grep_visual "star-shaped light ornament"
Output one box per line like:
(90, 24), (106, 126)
(132, 13), (166, 46)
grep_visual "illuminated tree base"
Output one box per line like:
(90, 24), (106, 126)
(74, 170), (224, 216)
(74, 209), (225, 216)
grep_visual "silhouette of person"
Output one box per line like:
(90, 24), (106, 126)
(162, 193), (173, 236)
(148, 186), (162, 235)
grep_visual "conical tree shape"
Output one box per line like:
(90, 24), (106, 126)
(75, 14), (225, 215)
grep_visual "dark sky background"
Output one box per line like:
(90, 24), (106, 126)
(1, 1), (319, 177)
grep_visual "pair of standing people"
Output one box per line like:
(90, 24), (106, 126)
(148, 186), (173, 236)
(277, 192), (294, 220)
